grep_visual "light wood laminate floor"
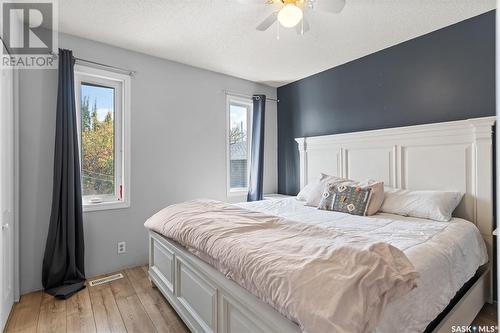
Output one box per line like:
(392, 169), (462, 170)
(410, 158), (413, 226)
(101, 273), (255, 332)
(4, 265), (498, 332)
(5, 265), (188, 333)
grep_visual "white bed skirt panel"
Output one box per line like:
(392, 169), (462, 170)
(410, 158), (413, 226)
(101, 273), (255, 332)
(149, 230), (489, 333)
(149, 231), (301, 333)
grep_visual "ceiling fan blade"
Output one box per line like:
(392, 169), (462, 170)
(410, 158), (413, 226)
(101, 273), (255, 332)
(256, 12), (277, 31)
(236, 0), (278, 5)
(236, 0), (267, 4)
(314, 0), (346, 13)
(296, 17), (310, 35)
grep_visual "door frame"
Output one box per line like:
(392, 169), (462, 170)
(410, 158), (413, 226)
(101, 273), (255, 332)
(1, 39), (20, 306)
(13, 66), (20, 303)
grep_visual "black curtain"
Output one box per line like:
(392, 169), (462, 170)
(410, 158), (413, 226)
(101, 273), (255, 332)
(42, 49), (86, 299)
(247, 95), (266, 201)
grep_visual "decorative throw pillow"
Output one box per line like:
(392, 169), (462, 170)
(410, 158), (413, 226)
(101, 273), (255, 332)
(354, 180), (385, 215)
(318, 182), (373, 216)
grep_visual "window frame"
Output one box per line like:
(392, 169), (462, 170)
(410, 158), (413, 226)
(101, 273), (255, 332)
(74, 65), (131, 212)
(226, 95), (253, 196)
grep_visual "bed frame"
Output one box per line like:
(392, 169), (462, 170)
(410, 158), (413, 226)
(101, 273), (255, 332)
(148, 117), (495, 333)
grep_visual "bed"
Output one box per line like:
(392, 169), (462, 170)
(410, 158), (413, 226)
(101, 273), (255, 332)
(237, 198), (488, 332)
(147, 116), (495, 333)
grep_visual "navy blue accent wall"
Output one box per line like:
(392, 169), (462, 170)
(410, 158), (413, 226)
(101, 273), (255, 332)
(277, 11), (495, 195)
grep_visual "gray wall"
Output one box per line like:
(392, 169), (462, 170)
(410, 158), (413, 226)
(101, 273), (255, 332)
(19, 33), (277, 293)
(277, 11), (495, 195)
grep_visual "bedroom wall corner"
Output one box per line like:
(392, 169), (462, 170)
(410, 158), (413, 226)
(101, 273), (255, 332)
(277, 10), (496, 195)
(18, 33), (277, 294)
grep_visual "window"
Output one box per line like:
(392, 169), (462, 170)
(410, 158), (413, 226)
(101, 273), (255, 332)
(74, 65), (130, 211)
(227, 96), (252, 194)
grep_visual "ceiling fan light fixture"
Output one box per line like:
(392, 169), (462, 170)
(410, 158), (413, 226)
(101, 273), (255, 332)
(277, 3), (303, 28)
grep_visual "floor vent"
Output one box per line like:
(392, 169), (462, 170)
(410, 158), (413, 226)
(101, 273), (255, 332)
(89, 273), (124, 287)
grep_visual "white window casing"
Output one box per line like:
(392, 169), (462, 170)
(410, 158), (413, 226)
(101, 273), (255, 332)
(74, 65), (131, 212)
(226, 95), (253, 196)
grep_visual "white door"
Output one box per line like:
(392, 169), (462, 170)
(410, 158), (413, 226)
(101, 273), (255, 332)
(0, 64), (15, 330)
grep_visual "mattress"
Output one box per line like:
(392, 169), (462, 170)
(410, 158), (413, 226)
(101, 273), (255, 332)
(236, 198), (488, 333)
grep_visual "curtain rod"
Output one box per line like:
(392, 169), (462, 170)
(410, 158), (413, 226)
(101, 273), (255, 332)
(224, 90), (279, 102)
(50, 52), (136, 76)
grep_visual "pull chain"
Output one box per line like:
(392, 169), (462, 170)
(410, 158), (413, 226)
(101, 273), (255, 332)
(276, 21), (280, 40)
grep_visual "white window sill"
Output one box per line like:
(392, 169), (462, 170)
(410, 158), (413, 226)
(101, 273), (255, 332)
(83, 200), (129, 213)
(227, 189), (248, 197)
(263, 194), (295, 200)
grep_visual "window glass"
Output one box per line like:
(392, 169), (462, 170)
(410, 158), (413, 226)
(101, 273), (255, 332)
(229, 103), (249, 189)
(80, 83), (116, 198)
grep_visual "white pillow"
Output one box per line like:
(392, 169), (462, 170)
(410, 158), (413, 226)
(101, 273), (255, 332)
(296, 180), (319, 202)
(380, 188), (464, 222)
(296, 173), (348, 206)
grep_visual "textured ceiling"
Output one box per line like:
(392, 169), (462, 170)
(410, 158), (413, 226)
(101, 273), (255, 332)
(58, 0), (496, 87)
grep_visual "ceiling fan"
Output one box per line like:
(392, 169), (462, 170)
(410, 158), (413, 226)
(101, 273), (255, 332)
(240, 0), (346, 35)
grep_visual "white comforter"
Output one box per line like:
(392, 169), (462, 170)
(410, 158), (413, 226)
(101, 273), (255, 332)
(236, 198), (488, 333)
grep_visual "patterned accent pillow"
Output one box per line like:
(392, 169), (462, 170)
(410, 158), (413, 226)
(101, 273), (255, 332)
(318, 182), (373, 216)
(354, 180), (384, 215)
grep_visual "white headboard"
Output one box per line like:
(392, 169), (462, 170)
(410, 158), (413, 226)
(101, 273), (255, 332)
(295, 117), (495, 258)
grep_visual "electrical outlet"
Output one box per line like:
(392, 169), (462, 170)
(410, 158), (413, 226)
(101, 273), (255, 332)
(117, 241), (126, 254)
